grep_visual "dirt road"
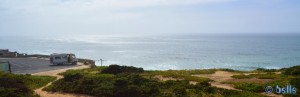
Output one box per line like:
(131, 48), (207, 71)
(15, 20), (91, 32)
(33, 64), (93, 97)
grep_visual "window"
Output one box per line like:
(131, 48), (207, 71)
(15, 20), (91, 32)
(71, 55), (76, 58)
(55, 57), (61, 59)
(0, 53), (3, 56)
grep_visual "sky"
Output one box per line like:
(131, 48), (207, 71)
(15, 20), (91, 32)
(0, 0), (300, 36)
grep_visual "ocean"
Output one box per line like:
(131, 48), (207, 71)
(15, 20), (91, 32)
(1, 34), (300, 70)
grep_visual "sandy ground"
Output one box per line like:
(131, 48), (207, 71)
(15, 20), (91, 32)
(154, 71), (282, 97)
(193, 71), (239, 90)
(32, 63), (93, 97)
(152, 71), (238, 90)
(193, 71), (282, 97)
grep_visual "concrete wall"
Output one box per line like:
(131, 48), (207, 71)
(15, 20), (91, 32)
(78, 58), (95, 65)
(26, 54), (50, 58)
(0, 61), (11, 72)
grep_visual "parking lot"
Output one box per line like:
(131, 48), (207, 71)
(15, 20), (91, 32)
(0, 58), (80, 74)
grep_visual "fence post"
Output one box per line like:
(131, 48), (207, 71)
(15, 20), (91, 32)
(8, 61), (11, 73)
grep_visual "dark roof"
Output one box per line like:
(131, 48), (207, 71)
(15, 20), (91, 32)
(0, 49), (9, 52)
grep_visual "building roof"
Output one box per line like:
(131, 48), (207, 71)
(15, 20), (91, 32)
(0, 49), (9, 52)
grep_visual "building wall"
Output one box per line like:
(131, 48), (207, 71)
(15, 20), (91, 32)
(0, 52), (17, 58)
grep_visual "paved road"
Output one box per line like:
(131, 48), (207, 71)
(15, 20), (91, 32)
(0, 58), (80, 74)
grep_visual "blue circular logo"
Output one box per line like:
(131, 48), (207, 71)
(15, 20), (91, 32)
(265, 86), (273, 94)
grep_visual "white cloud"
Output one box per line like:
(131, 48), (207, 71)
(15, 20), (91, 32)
(1, 0), (232, 10)
(0, 0), (299, 36)
(88, 0), (232, 9)
(0, 0), (234, 29)
(0, 0), (233, 15)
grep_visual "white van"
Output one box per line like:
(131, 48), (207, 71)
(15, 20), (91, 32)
(50, 53), (78, 65)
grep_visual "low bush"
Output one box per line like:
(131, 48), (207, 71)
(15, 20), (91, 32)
(45, 73), (161, 97)
(256, 68), (278, 72)
(0, 71), (56, 97)
(45, 65), (266, 97)
(282, 65), (300, 76)
(231, 74), (252, 79)
(219, 68), (242, 72)
(101, 65), (144, 74)
(218, 88), (266, 97)
(231, 73), (280, 79)
(233, 83), (264, 92)
(290, 77), (300, 90)
(257, 73), (279, 79)
(63, 72), (84, 82)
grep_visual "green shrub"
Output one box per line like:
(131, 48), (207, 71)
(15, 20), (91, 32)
(219, 68), (242, 72)
(101, 65), (144, 74)
(256, 68), (277, 72)
(0, 77), (31, 95)
(231, 74), (252, 79)
(63, 72), (83, 81)
(233, 83), (264, 92)
(218, 88), (266, 97)
(173, 86), (187, 97)
(44, 66), (268, 97)
(290, 77), (300, 89)
(45, 73), (161, 97)
(282, 65), (300, 76)
(0, 71), (55, 97)
(257, 73), (278, 79)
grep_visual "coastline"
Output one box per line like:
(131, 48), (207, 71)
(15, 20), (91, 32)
(0, 52), (298, 97)
(2, 58), (297, 97)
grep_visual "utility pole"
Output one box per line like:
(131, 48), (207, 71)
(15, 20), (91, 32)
(100, 59), (103, 67)
(96, 59), (105, 72)
(96, 59), (105, 67)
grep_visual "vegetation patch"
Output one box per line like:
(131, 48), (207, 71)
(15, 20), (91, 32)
(101, 64), (144, 74)
(231, 74), (252, 79)
(231, 72), (282, 79)
(44, 65), (266, 97)
(282, 65), (300, 76)
(255, 68), (278, 72)
(233, 83), (264, 92)
(0, 71), (56, 97)
(218, 68), (244, 73)
(223, 65), (300, 97)
(217, 88), (266, 97)
(142, 69), (215, 82)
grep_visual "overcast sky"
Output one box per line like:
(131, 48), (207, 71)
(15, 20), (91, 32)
(0, 0), (300, 36)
